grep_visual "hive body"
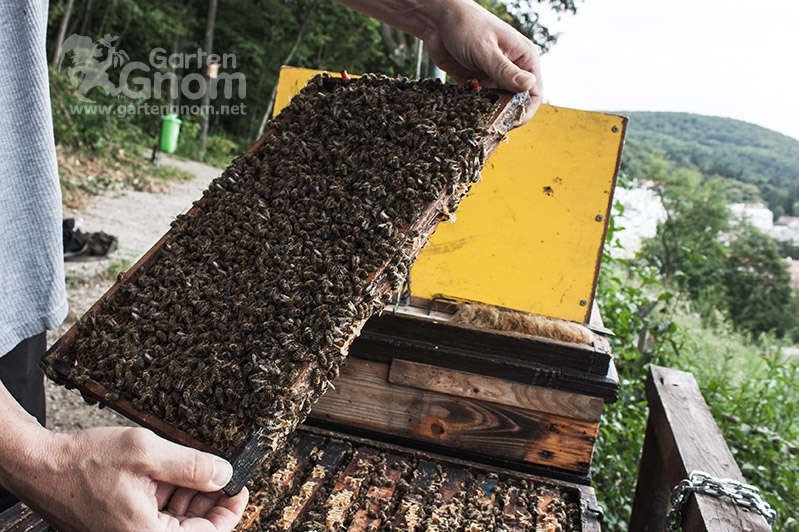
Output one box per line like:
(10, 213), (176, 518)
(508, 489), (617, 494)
(42, 75), (528, 488)
(239, 428), (587, 532)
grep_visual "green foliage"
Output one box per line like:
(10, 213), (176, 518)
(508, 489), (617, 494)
(594, 191), (799, 530)
(50, 67), (152, 151)
(724, 225), (797, 338)
(593, 193), (679, 530)
(48, 0), (578, 154)
(619, 112), (799, 218)
(104, 257), (134, 282)
(641, 160), (729, 305)
(688, 341), (799, 532)
(638, 150), (798, 339)
(174, 115), (240, 168)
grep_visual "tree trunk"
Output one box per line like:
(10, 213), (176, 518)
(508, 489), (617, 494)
(199, 0), (219, 157)
(380, 24), (413, 69)
(51, 0), (76, 67)
(255, 1), (318, 141)
(79, 0), (93, 36)
(96, 0), (111, 38)
(170, 32), (182, 111)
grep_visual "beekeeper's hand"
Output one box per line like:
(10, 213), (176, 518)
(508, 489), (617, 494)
(0, 394), (248, 532)
(334, 0), (543, 125)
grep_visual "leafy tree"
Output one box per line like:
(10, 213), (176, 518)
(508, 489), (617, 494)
(724, 225), (796, 337)
(47, 0), (581, 157)
(642, 160), (730, 305)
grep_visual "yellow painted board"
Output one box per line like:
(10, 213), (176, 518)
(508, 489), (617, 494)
(411, 106), (626, 322)
(274, 66), (355, 116)
(269, 66), (626, 323)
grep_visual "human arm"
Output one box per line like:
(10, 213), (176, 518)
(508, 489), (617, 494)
(0, 382), (248, 532)
(333, 0), (543, 124)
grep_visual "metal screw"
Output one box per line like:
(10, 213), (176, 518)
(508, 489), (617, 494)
(580, 300), (588, 306)
(612, 126), (619, 133)
(595, 215), (603, 222)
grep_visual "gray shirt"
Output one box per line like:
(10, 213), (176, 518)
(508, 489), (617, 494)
(0, 0), (68, 356)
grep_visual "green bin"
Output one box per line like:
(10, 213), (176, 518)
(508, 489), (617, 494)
(160, 114), (182, 154)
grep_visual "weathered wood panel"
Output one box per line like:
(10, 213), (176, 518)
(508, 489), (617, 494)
(358, 312), (611, 375)
(310, 358), (599, 474)
(388, 359), (604, 422)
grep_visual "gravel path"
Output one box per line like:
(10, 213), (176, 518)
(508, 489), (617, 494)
(46, 156), (222, 433)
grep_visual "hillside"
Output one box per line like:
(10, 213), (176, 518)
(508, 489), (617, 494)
(616, 111), (799, 217)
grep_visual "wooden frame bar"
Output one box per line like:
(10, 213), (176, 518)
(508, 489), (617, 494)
(629, 365), (771, 531)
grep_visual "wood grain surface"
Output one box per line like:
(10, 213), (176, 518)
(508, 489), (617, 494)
(310, 358), (599, 474)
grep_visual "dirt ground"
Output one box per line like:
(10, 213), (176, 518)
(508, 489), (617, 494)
(45, 155), (221, 433)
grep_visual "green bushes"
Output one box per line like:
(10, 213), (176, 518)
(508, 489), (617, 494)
(593, 196), (799, 530)
(173, 116), (240, 168)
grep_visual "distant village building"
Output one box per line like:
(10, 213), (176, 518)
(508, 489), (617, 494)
(611, 180), (667, 258)
(729, 203), (774, 232)
(777, 216), (799, 228)
(729, 203), (799, 245)
(610, 187), (799, 265)
(787, 259), (799, 290)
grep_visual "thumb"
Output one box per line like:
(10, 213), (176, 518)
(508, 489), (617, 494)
(486, 48), (536, 94)
(144, 437), (233, 492)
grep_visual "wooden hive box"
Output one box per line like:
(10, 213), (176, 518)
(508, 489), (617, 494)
(305, 299), (618, 484)
(40, 75), (531, 495)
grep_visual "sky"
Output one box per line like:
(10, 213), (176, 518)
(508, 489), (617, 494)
(536, 0), (799, 141)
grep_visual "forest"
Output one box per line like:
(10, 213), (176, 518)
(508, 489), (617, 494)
(47, 0), (573, 161)
(620, 111), (799, 218)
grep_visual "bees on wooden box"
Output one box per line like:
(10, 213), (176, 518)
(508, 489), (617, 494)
(50, 74), (500, 456)
(243, 434), (582, 531)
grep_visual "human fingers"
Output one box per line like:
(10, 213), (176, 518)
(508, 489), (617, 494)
(167, 488), (224, 518)
(130, 430), (233, 492)
(483, 44), (537, 95)
(201, 487), (249, 531)
(166, 486), (202, 516)
(185, 490), (225, 518)
(156, 482), (177, 510)
(169, 487), (248, 532)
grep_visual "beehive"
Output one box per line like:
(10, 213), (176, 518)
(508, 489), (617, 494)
(41, 74), (529, 493)
(237, 427), (598, 532)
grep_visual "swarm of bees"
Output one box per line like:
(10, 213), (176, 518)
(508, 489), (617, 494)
(240, 432), (584, 531)
(44, 73), (511, 455)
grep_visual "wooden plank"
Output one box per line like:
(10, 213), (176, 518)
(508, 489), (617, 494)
(310, 358), (599, 474)
(388, 359), (604, 422)
(390, 460), (438, 530)
(424, 467), (468, 530)
(345, 454), (404, 531)
(534, 486), (560, 532)
(642, 365), (770, 532)
(358, 312), (611, 375)
(320, 447), (377, 530)
(274, 440), (350, 530)
(0, 504), (48, 532)
(576, 484), (604, 532)
(500, 485), (533, 531)
(628, 418), (671, 531)
(240, 434), (323, 529)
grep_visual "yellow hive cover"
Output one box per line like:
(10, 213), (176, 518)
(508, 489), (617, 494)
(273, 66), (626, 323)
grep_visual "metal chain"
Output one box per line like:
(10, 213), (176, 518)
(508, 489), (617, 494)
(665, 470), (776, 531)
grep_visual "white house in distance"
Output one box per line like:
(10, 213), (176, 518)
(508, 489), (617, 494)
(611, 180), (667, 259)
(610, 183), (799, 289)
